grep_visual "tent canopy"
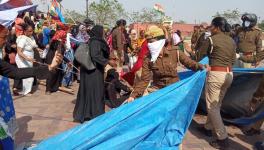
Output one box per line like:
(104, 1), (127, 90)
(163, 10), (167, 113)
(0, 4), (37, 27)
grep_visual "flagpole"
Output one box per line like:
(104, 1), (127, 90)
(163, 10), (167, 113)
(59, 3), (76, 24)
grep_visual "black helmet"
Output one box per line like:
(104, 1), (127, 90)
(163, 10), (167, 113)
(83, 18), (95, 26)
(116, 19), (126, 27)
(241, 13), (258, 28)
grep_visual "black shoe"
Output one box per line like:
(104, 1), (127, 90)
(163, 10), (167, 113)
(255, 142), (264, 150)
(243, 128), (261, 136)
(209, 138), (229, 150)
(197, 126), (212, 137)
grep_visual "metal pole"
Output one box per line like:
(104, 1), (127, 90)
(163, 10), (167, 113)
(86, 0), (89, 18)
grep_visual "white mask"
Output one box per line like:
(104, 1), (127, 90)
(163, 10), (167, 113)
(204, 31), (211, 39)
(244, 21), (251, 27)
(147, 39), (166, 62)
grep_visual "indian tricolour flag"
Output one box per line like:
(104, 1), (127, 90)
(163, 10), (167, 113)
(154, 3), (165, 14)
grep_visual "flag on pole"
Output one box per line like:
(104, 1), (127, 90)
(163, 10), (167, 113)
(154, 3), (165, 14)
(50, 0), (65, 23)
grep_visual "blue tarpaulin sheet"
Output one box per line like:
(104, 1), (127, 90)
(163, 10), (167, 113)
(31, 57), (264, 150)
(32, 70), (207, 150)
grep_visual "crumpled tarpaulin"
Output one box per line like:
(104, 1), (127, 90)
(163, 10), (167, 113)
(31, 70), (207, 150)
(0, 4), (37, 27)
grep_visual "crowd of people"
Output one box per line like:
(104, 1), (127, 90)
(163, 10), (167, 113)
(0, 10), (263, 150)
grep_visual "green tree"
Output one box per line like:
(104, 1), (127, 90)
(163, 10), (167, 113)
(178, 20), (186, 24)
(64, 9), (86, 24)
(259, 20), (264, 31)
(213, 9), (241, 24)
(88, 0), (127, 26)
(129, 8), (166, 23)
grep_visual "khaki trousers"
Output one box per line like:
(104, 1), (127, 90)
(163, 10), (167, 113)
(204, 71), (233, 140)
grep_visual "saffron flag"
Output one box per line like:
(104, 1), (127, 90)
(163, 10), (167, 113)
(50, 0), (65, 23)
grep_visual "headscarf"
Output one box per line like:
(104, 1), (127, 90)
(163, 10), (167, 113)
(89, 25), (104, 41)
(52, 30), (67, 43)
(90, 25), (110, 58)
(105, 68), (119, 82)
(15, 18), (24, 37)
(76, 24), (89, 43)
(42, 28), (51, 46)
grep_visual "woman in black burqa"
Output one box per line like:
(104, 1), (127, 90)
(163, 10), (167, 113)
(73, 25), (110, 123)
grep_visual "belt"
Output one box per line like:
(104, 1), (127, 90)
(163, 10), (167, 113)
(210, 66), (232, 72)
(242, 52), (254, 56)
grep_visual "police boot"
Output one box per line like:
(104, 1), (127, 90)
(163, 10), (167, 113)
(209, 138), (229, 150)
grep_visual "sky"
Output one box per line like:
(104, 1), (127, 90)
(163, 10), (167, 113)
(33, 0), (264, 24)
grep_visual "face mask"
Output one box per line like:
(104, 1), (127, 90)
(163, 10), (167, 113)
(147, 39), (166, 62)
(244, 21), (251, 28)
(204, 31), (211, 39)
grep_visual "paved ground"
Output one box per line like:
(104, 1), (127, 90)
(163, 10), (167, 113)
(13, 82), (263, 150)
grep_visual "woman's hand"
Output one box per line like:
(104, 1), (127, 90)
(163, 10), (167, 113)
(108, 59), (117, 67)
(27, 57), (36, 63)
(126, 97), (135, 103)
(204, 64), (211, 72)
(48, 51), (63, 71)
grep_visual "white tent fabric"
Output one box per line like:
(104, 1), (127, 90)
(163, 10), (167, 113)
(0, 4), (37, 27)
(0, 0), (9, 5)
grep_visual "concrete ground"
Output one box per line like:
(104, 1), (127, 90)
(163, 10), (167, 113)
(13, 82), (263, 150)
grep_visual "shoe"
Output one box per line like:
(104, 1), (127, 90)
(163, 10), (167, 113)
(255, 142), (264, 150)
(45, 91), (51, 95)
(209, 138), (229, 150)
(197, 126), (212, 137)
(13, 88), (19, 96)
(243, 128), (261, 136)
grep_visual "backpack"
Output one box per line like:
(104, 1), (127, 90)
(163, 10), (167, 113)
(74, 43), (95, 71)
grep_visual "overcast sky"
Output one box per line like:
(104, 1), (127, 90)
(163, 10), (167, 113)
(33, 0), (264, 24)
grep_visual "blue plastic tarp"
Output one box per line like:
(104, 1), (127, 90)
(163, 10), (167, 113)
(32, 70), (207, 150)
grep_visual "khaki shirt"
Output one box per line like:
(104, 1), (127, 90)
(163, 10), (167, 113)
(237, 27), (262, 53)
(209, 32), (236, 67)
(131, 47), (203, 98)
(195, 32), (210, 61)
(239, 31), (264, 63)
(112, 27), (125, 56)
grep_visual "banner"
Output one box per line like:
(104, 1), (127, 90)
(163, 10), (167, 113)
(0, 4), (37, 27)
(0, 0), (32, 11)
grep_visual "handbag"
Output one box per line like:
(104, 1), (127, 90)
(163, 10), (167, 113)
(74, 43), (96, 71)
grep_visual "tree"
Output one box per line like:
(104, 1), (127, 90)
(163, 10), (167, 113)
(88, 0), (128, 26)
(213, 9), (241, 24)
(178, 20), (186, 24)
(259, 20), (264, 31)
(129, 8), (166, 23)
(64, 9), (86, 24)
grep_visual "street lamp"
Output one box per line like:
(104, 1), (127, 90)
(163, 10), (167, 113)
(86, 0), (89, 18)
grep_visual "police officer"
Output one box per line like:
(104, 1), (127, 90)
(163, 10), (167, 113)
(237, 13), (263, 68)
(126, 25), (204, 102)
(199, 17), (236, 149)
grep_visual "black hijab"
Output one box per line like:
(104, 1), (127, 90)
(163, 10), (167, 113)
(105, 68), (119, 82)
(90, 25), (110, 57)
(89, 25), (104, 41)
